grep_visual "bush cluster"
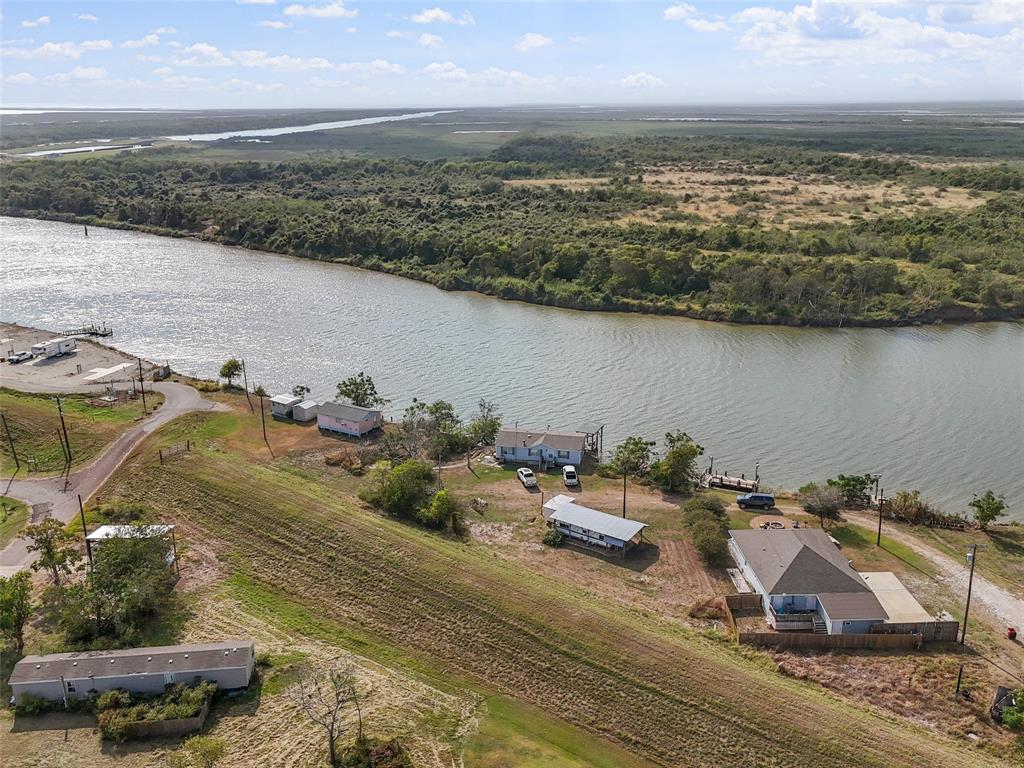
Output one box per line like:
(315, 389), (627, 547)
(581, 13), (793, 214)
(97, 681), (217, 742)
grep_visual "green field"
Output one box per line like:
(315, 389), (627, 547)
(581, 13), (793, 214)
(85, 406), (1010, 767)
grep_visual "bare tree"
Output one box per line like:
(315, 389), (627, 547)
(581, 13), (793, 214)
(287, 663), (362, 767)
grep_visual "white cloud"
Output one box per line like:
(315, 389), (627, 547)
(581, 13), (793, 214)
(47, 65), (107, 82)
(515, 32), (553, 51)
(258, 20), (292, 28)
(345, 26), (357, 33)
(21, 16), (50, 28)
(663, 3), (697, 21)
(424, 60), (467, 80)
(153, 26), (176, 34)
(2, 39), (113, 59)
(137, 53), (163, 62)
(732, 0), (1020, 66)
(418, 33), (443, 48)
(3, 71), (37, 84)
(620, 71), (665, 88)
(153, 66), (175, 77)
(121, 33), (160, 48)
(172, 42), (234, 67)
(568, 35), (588, 44)
(664, 3), (729, 32)
(387, 30), (413, 38)
(238, 0), (277, 4)
(892, 72), (945, 88)
(233, 49), (334, 71)
(927, 2), (1024, 26)
(75, 13), (98, 22)
(411, 7), (475, 25)
(335, 58), (405, 74)
(283, 1), (357, 18)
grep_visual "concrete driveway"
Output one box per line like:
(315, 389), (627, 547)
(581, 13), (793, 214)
(0, 381), (215, 569)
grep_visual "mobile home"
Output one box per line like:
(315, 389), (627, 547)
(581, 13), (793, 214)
(30, 337), (76, 359)
(317, 401), (383, 437)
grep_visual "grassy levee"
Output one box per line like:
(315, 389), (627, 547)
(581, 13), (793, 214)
(98, 414), (1008, 768)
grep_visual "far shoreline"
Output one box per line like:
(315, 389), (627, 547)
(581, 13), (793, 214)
(4, 212), (1020, 330)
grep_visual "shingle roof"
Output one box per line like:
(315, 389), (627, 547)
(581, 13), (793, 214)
(495, 427), (586, 452)
(9, 641), (254, 685)
(319, 401), (381, 421)
(729, 529), (871, 595)
(549, 501), (646, 542)
(817, 592), (888, 621)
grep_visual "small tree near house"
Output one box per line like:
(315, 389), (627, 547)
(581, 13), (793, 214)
(21, 518), (81, 588)
(219, 358), (242, 387)
(293, 384), (312, 400)
(798, 483), (843, 528)
(336, 372), (389, 409)
(0, 571), (33, 655)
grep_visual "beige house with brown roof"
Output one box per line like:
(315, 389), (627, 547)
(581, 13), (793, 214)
(495, 426), (586, 467)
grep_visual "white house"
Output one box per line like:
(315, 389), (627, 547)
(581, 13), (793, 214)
(543, 496), (647, 557)
(270, 394), (301, 419)
(728, 529), (889, 634)
(317, 401), (384, 437)
(86, 525), (177, 566)
(495, 427), (585, 468)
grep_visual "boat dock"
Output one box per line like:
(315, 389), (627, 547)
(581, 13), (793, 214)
(60, 324), (113, 338)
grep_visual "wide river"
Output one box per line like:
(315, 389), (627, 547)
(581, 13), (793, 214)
(2, 217), (1022, 519)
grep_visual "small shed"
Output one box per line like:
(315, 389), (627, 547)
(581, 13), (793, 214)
(8, 640), (255, 704)
(317, 401), (384, 437)
(270, 394), (302, 419)
(292, 400), (319, 422)
(86, 524), (178, 566)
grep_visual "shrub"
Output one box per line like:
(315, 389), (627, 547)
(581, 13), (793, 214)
(339, 736), (413, 768)
(416, 489), (464, 532)
(15, 694), (48, 716)
(168, 735), (227, 768)
(98, 681), (217, 741)
(681, 495), (727, 518)
(359, 460), (435, 519)
(542, 528), (564, 547)
(691, 520), (728, 565)
(96, 688), (133, 711)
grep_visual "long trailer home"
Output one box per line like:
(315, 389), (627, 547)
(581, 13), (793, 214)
(542, 495), (647, 558)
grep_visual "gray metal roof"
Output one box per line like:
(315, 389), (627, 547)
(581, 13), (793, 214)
(729, 529), (871, 595)
(9, 640), (254, 685)
(86, 524), (173, 542)
(495, 427), (586, 452)
(319, 401), (381, 421)
(549, 501), (646, 542)
(270, 394), (302, 406)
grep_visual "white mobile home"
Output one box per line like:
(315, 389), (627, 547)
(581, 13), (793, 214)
(291, 400), (319, 422)
(270, 394), (302, 419)
(495, 427), (585, 468)
(8, 641), (255, 705)
(317, 401), (384, 437)
(545, 497), (647, 557)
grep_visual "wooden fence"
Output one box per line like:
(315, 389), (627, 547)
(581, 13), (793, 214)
(725, 593), (763, 611)
(871, 621), (959, 642)
(119, 699), (209, 740)
(738, 631), (922, 651)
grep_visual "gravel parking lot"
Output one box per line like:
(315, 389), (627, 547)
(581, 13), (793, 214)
(0, 323), (154, 393)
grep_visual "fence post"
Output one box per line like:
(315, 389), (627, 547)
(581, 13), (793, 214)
(159, 448), (163, 464)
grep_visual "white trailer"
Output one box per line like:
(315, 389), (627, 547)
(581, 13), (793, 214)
(30, 337), (77, 359)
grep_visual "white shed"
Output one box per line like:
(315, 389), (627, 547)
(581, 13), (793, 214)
(292, 400), (319, 422)
(270, 394), (301, 419)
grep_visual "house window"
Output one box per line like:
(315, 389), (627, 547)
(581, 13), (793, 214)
(66, 682), (76, 693)
(557, 450), (570, 458)
(528, 448), (540, 457)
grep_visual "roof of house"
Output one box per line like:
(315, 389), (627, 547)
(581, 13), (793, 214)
(86, 524), (174, 542)
(294, 400), (318, 409)
(549, 501), (646, 542)
(817, 592), (889, 621)
(860, 571), (932, 623)
(542, 494), (577, 512)
(495, 427), (586, 452)
(319, 401), (381, 421)
(8, 641), (255, 685)
(728, 529), (872, 596)
(270, 394), (302, 406)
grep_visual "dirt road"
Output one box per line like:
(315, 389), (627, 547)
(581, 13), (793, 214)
(845, 511), (1024, 630)
(0, 381), (216, 569)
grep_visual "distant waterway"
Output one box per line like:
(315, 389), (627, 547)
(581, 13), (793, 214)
(2, 217), (1022, 519)
(163, 109), (457, 141)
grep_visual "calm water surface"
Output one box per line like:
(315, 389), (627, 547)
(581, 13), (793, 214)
(2, 217), (1022, 518)
(164, 110), (455, 141)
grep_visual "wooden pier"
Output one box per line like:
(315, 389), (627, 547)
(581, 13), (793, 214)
(704, 473), (759, 492)
(60, 324), (113, 338)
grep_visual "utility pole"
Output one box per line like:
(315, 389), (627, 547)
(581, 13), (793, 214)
(241, 359), (254, 413)
(876, 488), (885, 546)
(56, 397), (71, 462)
(137, 358), (147, 415)
(78, 494), (92, 569)
(259, 394), (274, 458)
(622, 471), (627, 518)
(1, 413), (19, 472)
(960, 544), (978, 645)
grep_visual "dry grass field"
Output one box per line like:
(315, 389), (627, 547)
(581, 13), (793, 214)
(28, 398), (1007, 768)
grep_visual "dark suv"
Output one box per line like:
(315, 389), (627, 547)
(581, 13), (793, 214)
(737, 493), (775, 510)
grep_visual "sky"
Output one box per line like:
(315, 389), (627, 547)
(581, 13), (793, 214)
(1, 0), (1022, 108)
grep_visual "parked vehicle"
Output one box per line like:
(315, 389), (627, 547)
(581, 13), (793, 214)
(30, 337), (76, 359)
(7, 351), (32, 364)
(737, 492), (775, 510)
(516, 467), (538, 488)
(562, 465), (579, 487)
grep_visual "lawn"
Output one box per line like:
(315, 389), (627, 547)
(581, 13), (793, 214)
(0, 496), (28, 550)
(0, 387), (163, 475)
(909, 524), (1024, 593)
(86, 405), (1007, 768)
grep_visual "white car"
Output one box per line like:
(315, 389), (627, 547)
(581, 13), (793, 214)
(7, 351), (32, 364)
(516, 467), (538, 488)
(562, 465), (580, 487)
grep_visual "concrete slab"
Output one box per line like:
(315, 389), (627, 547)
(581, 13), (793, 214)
(860, 571), (933, 623)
